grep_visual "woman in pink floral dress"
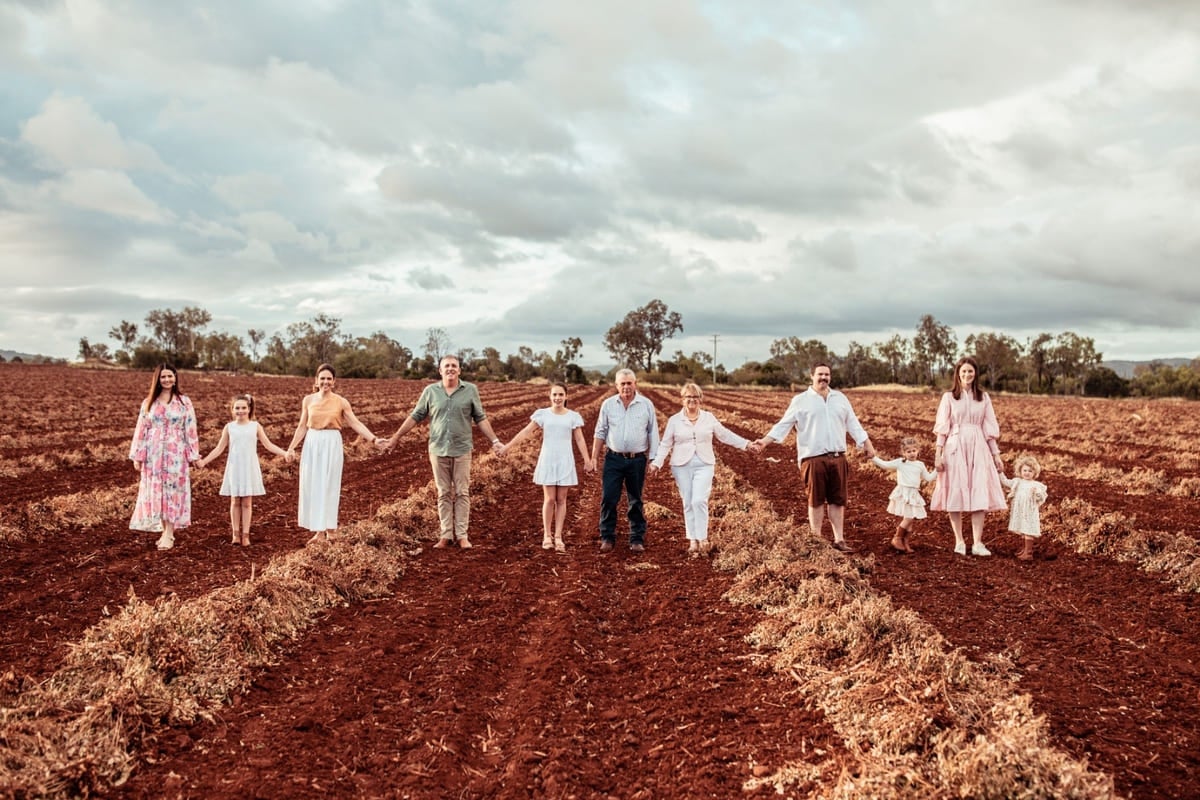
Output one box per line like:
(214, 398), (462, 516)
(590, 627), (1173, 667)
(930, 356), (1007, 557)
(129, 363), (201, 550)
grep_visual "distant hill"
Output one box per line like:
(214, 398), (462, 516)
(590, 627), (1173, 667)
(1103, 358), (1193, 379)
(0, 349), (58, 363)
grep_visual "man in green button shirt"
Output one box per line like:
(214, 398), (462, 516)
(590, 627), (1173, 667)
(380, 355), (503, 549)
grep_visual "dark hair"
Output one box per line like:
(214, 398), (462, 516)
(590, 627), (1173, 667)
(549, 382), (568, 393)
(313, 363), (336, 391)
(950, 357), (983, 401)
(143, 363), (182, 410)
(811, 362), (832, 375)
(231, 393), (256, 419)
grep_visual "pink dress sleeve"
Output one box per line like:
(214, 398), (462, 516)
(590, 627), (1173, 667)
(981, 393), (1001, 455)
(183, 397), (201, 461)
(932, 393), (952, 446)
(129, 403), (149, 461)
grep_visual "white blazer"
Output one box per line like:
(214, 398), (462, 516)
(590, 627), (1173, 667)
(652, 410), (750, 468)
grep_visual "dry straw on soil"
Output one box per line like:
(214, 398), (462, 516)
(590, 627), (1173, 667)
(1045, 497), (1200, 593)
(0, 444), (528, 799)
(0, 518), (415, 799)
(709, 464), (1118, 799)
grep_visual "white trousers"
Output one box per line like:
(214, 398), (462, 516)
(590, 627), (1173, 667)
(670, 454), (714, 541)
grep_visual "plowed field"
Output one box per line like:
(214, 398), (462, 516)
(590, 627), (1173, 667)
(1, 364), (1197, 799)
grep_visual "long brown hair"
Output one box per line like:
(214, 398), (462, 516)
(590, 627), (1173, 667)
(143, 363), (182, 410)
(950, 356), (983, 401)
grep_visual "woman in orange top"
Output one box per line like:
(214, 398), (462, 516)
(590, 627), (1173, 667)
(286, 363), (379, 543)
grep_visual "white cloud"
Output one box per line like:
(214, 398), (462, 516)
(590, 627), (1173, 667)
(1, 0), (1198, 364)
(20, 94), (168, 173)
(45, 169), (168, 223)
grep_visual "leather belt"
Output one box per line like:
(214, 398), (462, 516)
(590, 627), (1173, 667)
(610, 451), (645, 459)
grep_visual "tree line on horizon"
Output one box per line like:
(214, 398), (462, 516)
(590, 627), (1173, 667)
(49, 300), (1200, 399)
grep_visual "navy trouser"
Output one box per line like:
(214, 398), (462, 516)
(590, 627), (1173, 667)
(599, 452), (647, 544)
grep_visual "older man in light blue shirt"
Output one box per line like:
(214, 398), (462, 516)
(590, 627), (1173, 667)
(591, 368), (660, 553)
(756, 363), (875, 553)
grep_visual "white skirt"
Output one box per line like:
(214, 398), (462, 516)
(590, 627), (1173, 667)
(298, 429), (343, 532)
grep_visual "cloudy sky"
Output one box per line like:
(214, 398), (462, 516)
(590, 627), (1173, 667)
(2, 0), (1198, 367)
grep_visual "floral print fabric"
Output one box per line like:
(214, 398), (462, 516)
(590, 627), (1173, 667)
(129, 395), (200, 532)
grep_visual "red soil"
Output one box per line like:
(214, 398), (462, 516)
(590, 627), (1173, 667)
(1, 366), (1198, 799)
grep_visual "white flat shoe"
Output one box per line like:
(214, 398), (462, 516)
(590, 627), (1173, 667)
(953, 542), (966, 555)
(971, 543), (992, 557)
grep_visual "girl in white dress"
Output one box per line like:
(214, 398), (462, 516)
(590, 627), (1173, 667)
(999, 454), (1048, 561)
(198, 394), (288, 546)
(500, 384), (594, 552)
(871, 437), (937, 554)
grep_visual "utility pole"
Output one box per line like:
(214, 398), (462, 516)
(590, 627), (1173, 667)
(711, 334), (720, 387)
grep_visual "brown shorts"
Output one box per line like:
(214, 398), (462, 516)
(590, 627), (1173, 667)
(799, 452), (848, 506)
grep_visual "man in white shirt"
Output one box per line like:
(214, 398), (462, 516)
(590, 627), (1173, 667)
(755, 363), (875, 552)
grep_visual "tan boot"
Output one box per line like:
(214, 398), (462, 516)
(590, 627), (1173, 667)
(891, 525), (907, 553)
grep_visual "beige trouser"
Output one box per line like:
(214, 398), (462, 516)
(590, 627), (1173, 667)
(430, 452), (472, 540)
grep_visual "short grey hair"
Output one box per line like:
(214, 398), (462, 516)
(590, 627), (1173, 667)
(614, 368), (637, 382)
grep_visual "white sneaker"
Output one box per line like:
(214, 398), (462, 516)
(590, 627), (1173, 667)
(953, 542), (966, 555)
(971, 543), (991, 557)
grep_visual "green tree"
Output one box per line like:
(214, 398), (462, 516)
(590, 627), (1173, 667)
(1048, 331), (1101, 395)
(286, 314), (347, 375)
(837, 341), (887, 387)
(506, 346), (541, 382)
(78, 337), (92, 360)
(334, 332), (412, 378)
(1025, 333), (1053, 393)
(965, 332), (1023, 392)
(543, 337), (584, 382)
(181, 306), (212, 354)
(108, 320), (138, 351)
(144, 308), (189, 360)
(1083, 367), (1129, 398)
(667, 350), (715, 384)
(423, 327), (453, 364)
(912, 315), (957, 385)
(247, 328), (265, 365)
(603, 299), (683, 372)
(198, 332), (246, 371)
(475, 347), (508, 380)
(768, 337), (833, 384)
(875, 334), (909, 384)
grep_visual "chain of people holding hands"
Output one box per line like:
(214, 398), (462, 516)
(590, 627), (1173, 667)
(130, 354), (1045, 559)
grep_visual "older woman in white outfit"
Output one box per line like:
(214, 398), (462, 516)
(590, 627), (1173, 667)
(649, 383), (759, 555)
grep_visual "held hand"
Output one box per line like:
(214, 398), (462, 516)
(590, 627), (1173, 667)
(285, 449), (296, 464)
(585, 459), (596, 474)
(377, 436), (395, 453)
(934, 453), (944, 471)
(133, 460), (142, 471)
(993, 454), (1004, 471)
(491, 440), (504, 455)
(753, 437), (771, 450)
(647, 463), (659, 476)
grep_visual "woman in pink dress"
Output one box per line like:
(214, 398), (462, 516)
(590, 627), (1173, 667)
(930, 356), (1006, 556)
(129, 363), (202, 550)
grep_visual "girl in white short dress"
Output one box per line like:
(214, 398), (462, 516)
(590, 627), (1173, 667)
(500, 383), (594, 552)
(198, 394), (288, 546)
(999, 454), (1048, 561)
(871, 437), (937, 554)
